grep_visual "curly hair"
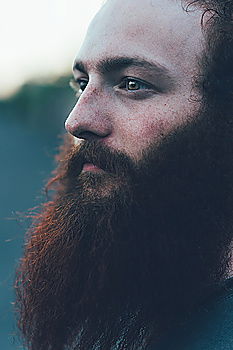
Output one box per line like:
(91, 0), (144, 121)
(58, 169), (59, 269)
(184, 0), (233, 108)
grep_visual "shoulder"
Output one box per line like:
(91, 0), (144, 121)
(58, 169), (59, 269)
(190, 279), (233, 350)
(149, 278), (233, 350)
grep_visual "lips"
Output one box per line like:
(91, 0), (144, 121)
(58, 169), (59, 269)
(82, 163), (103, 172)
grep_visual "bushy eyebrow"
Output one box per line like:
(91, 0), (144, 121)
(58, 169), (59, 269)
(73, 56), (173, 79)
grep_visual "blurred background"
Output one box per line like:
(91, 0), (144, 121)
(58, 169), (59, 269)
(0, 1), (103, 348)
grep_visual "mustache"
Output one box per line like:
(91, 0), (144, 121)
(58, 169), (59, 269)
(64, 140), (136, 179)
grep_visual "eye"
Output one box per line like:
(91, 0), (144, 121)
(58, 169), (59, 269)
(118, 77), (153, 91)
(69, 78), (88, 97)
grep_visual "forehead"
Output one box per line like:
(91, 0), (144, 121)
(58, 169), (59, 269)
(76, 0), (204, 77)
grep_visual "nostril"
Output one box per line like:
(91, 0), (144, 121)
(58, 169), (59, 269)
(78, 130), (103, 140)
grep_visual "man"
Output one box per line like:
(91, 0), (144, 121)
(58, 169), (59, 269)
(15, 0), (233, 349)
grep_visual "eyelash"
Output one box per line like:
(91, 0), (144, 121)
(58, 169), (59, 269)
(69, 77), (155, 98)
(69, 78), (87, 97)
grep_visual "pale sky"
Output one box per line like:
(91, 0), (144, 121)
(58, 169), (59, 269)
(0, 0), (103, 98)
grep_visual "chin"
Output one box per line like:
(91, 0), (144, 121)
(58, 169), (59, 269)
(76, 171), (127, 200)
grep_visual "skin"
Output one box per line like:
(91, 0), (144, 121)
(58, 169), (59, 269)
(65, 0), (205, 162)
(15, 3), (233, 349)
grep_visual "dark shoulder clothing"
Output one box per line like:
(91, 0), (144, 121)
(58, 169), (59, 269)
(149, 278), (233, 350)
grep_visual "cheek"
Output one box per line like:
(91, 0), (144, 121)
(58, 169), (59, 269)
(115, 115), (170, 157)
(115, 97), (199, 157)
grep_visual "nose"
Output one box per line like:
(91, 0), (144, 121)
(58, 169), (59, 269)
(65, 87), (112, 141)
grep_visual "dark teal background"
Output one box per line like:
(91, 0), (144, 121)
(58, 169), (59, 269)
(0, 77), (75, 349)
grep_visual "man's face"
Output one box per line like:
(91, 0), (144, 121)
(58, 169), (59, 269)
(65, 0), (204, 162)
(16, 2), (233, 350)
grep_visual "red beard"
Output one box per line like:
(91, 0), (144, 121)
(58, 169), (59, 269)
(15, 114), (233, 350)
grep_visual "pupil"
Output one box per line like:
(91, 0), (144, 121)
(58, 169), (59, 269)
(80, 81), (87, 91)
(128, 81), (138, 90)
